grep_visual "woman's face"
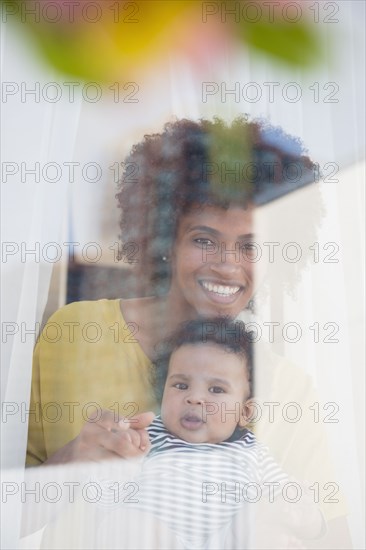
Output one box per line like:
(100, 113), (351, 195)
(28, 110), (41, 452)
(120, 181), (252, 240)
(170, 205), (257, 318)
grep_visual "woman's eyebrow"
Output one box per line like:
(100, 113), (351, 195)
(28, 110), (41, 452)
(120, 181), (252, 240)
(187, 226), (256, 240)
(237, 233), (256, 241)
(187, 225), (220, 235)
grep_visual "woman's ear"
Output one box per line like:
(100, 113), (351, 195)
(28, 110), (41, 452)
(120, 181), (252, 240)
(238, 399), (255, 428)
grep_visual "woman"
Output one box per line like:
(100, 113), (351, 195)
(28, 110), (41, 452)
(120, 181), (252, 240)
(26, 117), (316, 464)
(26, 117), (350, 547)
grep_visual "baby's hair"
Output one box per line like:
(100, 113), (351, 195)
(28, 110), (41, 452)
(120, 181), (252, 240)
(152, 317), (254, 403)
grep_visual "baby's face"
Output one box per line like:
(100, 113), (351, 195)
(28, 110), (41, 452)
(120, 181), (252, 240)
(160, 343), (251, 444)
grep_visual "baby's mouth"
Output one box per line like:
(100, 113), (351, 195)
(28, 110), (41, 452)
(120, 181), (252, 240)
(180, 413), (205, 430)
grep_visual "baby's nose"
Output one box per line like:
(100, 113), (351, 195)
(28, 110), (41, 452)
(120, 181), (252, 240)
(186, 395), (205, 405)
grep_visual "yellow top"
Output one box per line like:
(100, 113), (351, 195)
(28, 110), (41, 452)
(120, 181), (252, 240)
(27, 299), (346, 521)
(27, 299), (158, 465)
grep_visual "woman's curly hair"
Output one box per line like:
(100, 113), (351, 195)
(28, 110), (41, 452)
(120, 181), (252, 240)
(116, 116), (324, 296)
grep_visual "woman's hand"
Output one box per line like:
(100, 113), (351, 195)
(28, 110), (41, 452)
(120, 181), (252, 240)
(281, 484), (324, 540)
(44, 410), (155, 465)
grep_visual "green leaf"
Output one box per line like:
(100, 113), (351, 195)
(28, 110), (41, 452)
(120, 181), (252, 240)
(236, 17), (321, 68)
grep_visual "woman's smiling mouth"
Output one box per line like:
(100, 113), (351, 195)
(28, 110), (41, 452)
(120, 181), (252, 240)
(199, 280), (243, 302)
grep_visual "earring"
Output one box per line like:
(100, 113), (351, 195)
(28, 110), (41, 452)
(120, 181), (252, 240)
(162, 255), (169, 262)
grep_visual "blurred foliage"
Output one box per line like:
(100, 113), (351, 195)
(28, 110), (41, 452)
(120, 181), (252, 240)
(239, 7), (320, 67)
(1, 0), (322, 81)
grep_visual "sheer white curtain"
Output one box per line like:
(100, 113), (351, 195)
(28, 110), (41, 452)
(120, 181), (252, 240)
(254, 166), (365, 547)
(1, 1), (364, 548)
(1, 21), (82, 549)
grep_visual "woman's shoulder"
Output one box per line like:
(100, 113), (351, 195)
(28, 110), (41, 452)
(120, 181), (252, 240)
(255, 339), (315, 394)
(47, 296), (163, 325)
(44, 299), (123, 325)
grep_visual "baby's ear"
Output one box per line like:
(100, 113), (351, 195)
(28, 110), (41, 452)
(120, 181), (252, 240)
(238, 399), (256, 428)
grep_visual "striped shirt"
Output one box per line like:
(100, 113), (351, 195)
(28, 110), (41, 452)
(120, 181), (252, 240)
(99, 416), (288, 548)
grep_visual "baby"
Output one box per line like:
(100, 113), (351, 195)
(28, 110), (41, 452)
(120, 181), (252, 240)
(97, 318), (324, 549)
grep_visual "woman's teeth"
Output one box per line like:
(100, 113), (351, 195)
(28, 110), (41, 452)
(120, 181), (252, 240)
(201, 281), (240, 296)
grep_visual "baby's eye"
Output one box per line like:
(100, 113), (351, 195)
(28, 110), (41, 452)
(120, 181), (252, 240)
(209, 386), (225, 394)
(173, 383), (188, 390)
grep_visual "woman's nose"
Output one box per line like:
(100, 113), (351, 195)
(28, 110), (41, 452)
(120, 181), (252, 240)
(208, 247), (242, 275)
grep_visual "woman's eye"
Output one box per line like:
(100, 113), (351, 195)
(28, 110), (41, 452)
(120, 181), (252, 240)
(173, 383), (188, 390)
(194, 238), (215, 247)
(241, 243), (258, 256)
(209, 386), (225, 394)
(241, 242), (256, 252)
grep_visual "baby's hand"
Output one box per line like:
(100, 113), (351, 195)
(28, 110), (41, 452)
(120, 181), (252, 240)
(109, 411), (155, 458)
(106, 411), (155, 459)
